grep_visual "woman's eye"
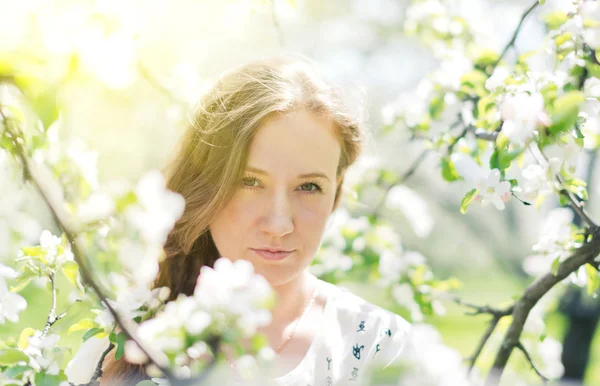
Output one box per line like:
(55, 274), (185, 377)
(242, 177), (260, 187)
(299, 182), (322, 193)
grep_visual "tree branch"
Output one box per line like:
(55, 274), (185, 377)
(372, 149), (430, 217)
(0, 106), (177, 381)
(515, 341), (549, 383)
(491, 1), (539, 72)
(485, 225), (600, 385)
(535, 146), (598, 229)
(91, 342), (115, 383)
(467, 317), (500, 375)
(41, 272), (58, 339)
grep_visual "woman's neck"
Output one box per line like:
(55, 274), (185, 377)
(266, 271), (318, 327)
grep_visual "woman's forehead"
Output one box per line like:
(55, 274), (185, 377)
(247, 110), (341, 178)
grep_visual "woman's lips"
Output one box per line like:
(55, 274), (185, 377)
(251, 249), (294, 261)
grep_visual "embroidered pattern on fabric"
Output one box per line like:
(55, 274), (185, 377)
(325, 376), (332, 386)
(352, 344), (365, 360)
(356, 321), (366, 332)
(326, 356), (332, 370)
(381, 328), (392, 337)
(349, 367), (359, 381)
(373, 343), (381, 358)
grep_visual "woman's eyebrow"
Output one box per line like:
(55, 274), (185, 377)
(246, 166), (331, 182)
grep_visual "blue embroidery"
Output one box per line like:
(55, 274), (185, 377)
(381, 328), (392, 337)
(373, 343), (381, 358)
(357, 321), (366, 332)
(352, 344), (365, 360)
(326, 356), (332, 370)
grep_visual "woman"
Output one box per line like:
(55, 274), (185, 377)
(101, 54), (411, 385)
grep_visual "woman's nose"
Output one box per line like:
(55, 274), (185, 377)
(259, 192), (294, 237)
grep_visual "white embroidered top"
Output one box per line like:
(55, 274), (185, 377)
(220, 278), (412, 386)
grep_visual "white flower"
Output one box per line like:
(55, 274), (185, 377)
(475, 169), (511, 210)
(24, 331), (62, 374)
(524, 208), (575, 276)
(544, 135), (581, 175)
(391, 283), (423, 321)
(194, 258), (273, 336)
(65, 336), (110, 384)
(310, 247), (353, 277)
(518, 164), (554, 202)
(386, 185), (434, 238)
(76, 192), (115, 223)
(67, 141), (99, 189)
(125, 170), (185, 245)
(117, 240), (161, 287)
(500, 92), (546, 145)
(485, 66), (510, 91)
(39, 230), (74, 267)
(581, 2), (600, 49)
(0, 265), (27, 324)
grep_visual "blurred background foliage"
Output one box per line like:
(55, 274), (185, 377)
(1, 0), (599, 384)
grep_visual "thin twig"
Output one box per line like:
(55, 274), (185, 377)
(491, 1), (540, 71)
(41, 272), (58, 338)
(515, 342), (549, 383)
(0, 106), (177, 381)
(467, 317), (500, 375)
(535, 146), (598, 228)
(90, 342), (116, 383)
(372, 149), (430, 216)
(452, 296), (513, 318)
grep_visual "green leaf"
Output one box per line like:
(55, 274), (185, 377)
(539, 0), (546, 4)
(61, 261), (80, 288)
(549, 91), (585, 135)
(2, 365), (31, 379)
(135, 381), (158, 386)
(543, 11), (567, 30)
(114, 332), (127, 360)
(115, 191), (138, 213)
(428, 96), (445, 120)
(551, 257), (560, 276)
(34, 372), (65, 386)
(18, 328), (36, 350)
(555, 32), (572, 46)
(68, 318), (95, 335)
(441, 158), (460, 182)
(460, 70), (488, 96)
(585, 264), (599, 296)
(460, 189), (478, 214)
(82, 328), (104, 342)
(0, 348), (28, 365)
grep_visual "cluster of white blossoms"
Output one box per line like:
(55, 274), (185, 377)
(121, 258), (274, 380)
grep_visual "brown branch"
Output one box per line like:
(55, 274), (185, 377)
(0, 106), (177, 381)
(467, 317), (500, 375)
(484, 225), (600, 385)
(91, 342), (116, 383)
(453, 296), (513, 318)
(515, 341), (549, 383)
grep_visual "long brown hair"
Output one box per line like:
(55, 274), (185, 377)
(101, 54), (363, 384)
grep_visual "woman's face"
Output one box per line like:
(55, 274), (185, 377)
(209, 109), (342, 286)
